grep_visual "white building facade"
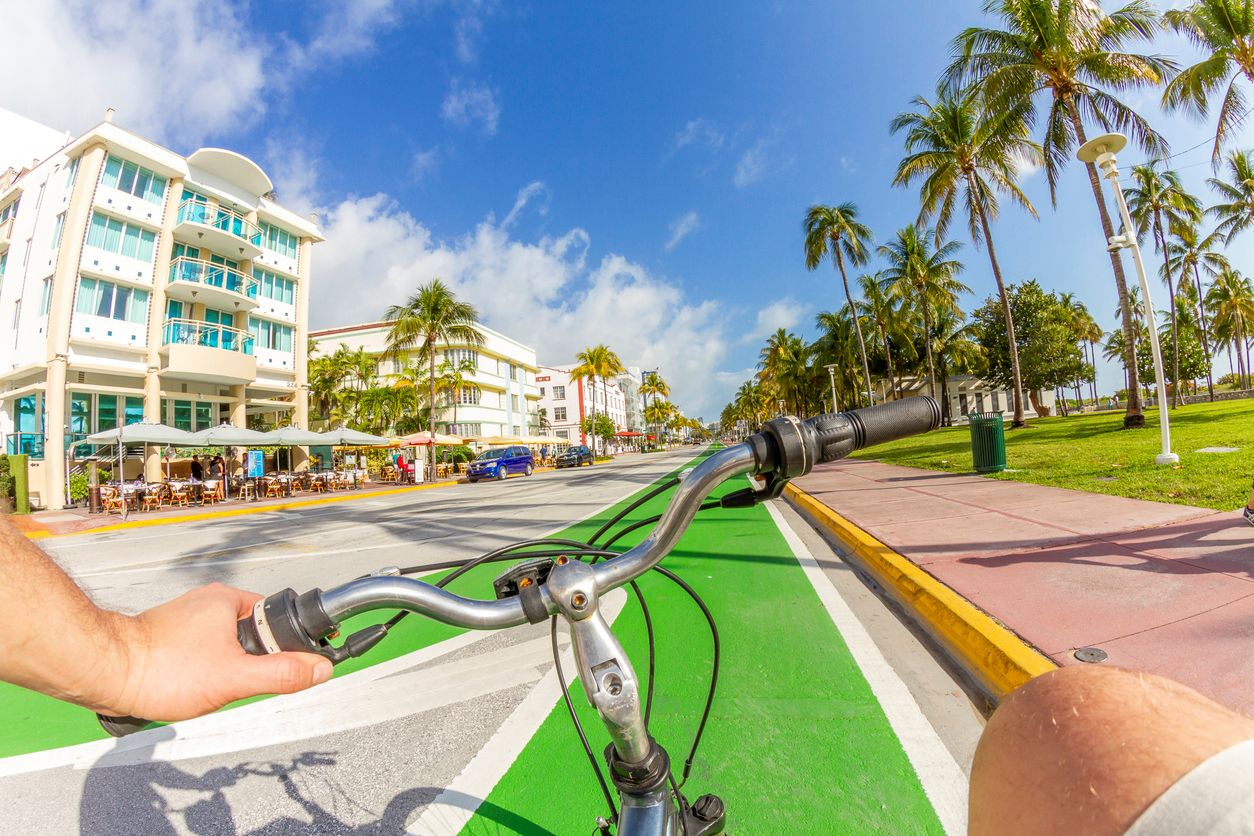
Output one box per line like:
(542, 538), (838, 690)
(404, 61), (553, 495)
(537, 364), (639, 450)
(0, 110), (321, 509)
(310, 320), (542, 437)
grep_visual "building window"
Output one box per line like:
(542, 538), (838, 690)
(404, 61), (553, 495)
(455, 386), (481, 405)
(991, 391), (1000, 412)
(248, 318), (293, 352)
(539, 387), (545, 396)
(0, 198), (19, 224)
(259, 222), (299, 258)
(101, 155), (167, 204)
(553, 385), (565, 400)
(124, 396), (144, 426)
(452, 422), (482, 436)
(252, 267), (295, 304)
(85, 212), (157, 262)
(511, 395), (520, 411)
(556, 429), (569, 439)
(51, 213), (65, 249)
(39, 278), (53, 316)
(976, 393), (985, 413)
(97, 396), (118, 431)
(554, 407), (567, 422)
(173, 400), (193, 431)
(75, 277), (149, 324)
(445, 348), (478, 366)
(0, 251), (7, 278)
(958, 393), (969, 415)
(196, 402), (212, 429)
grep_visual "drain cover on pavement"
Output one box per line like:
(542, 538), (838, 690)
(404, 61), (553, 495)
(1196, 447), (1239, 454)
(1074, 647), (1108, 663)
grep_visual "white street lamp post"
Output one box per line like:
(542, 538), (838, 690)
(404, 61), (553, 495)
(1077, 133), (1178, 466)
(824, 364), (838, 414)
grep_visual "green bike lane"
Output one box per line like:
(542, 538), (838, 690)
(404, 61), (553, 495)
(0, 449), (954, 834)
(464, 465), (948, 834)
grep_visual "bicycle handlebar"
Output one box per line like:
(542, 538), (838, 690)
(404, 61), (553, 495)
(101, 398), (940, 736)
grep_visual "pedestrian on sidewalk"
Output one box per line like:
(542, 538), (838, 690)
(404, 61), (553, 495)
(1243, 480), (1254, 526)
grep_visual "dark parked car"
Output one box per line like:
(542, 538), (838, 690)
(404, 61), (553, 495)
(467, 446), (534, 482)
(555, 445), (594, 468)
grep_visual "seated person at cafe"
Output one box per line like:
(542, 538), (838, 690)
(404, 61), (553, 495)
(190, 455), (204, 481)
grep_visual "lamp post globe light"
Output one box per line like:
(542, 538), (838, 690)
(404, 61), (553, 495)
(1076, 133), (1179, 466)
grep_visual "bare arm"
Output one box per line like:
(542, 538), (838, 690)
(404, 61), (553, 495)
(0, 516), (331, 721)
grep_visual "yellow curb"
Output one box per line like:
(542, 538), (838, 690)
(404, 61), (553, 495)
(26, 480), (461, 540)
(784, 483), (1056, 703)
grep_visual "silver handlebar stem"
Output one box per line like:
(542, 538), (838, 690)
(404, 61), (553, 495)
(589, 443), (757, 595)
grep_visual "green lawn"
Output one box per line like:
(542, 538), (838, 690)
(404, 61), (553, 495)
(853, 398), (1254, 511)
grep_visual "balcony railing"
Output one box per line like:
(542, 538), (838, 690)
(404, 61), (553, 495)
(5, 432), (44, 458)
(176, 199), (262, 247)
(168, 256), (257, 298)
(162, 317), (254, 355)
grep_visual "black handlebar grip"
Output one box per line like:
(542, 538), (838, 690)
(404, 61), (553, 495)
(808, 396), (942, 465)
(237, 611), (270, 656)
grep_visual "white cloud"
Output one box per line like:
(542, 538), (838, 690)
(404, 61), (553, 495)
(310, 187), (732, 417)
(2, 0), (406, 148)
(672, 118), (725, 153)
(665, 211), (702, 251)
(746, 298), (806, 343)
(263, 138), (322, 216)
(441, 78), (501, 134)
(1011, 150), (1042, 179)
(455, 14), (484, 63)
(411, 147), (440, 182)
(734, 135), (782, 188)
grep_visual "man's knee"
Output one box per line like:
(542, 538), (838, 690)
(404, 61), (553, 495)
(971, 666), (1254, 836)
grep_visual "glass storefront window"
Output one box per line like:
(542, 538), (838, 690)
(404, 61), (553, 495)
(196, 402), (212, 429)
(124, 397), (144, 426)
(97, 396), (118, 431)
(173, 401), (192, 431)
(70, 393), (91, 434)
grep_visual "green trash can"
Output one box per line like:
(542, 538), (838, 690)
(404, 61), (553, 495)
(968, 413), (1007, 474)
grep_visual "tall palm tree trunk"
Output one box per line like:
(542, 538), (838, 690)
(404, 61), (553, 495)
(970, 178), (1026, 427)
(919, 290), (937, 399)
(1089, 342), (1100, 408)
(877, 324), (897, 402)
(428, 339), (437, 481)
(1191, 263), (1215, 401)
(1152, 212), (1180, 409)
(1066, 101), (1144, 427)
(835, 248), (874, 407)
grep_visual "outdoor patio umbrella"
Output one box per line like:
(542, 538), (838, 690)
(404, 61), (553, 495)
(397, 430), (463, 446)
(79, 423), (201, 517)
(320, 427), (392, 486)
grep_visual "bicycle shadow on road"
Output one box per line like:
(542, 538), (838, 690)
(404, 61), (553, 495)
(78, 728), (553, 835)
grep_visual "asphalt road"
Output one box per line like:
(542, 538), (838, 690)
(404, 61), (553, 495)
(0, 447), (984, 835)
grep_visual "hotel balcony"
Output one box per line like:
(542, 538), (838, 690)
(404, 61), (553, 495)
(166, 257), (259, 311)
(173, 199), (263, 260)
(159, 317), (256, 384)
(0, 216), (12, 252)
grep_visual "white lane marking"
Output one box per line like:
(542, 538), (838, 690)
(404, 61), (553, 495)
(0, 628), (485, 776)
(405, 588), (628, 835)
(765, 501), (969, 836)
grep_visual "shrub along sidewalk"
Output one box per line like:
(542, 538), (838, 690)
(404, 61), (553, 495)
(853, 398), (1254, 510)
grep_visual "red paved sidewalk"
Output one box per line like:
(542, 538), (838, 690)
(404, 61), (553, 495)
(793, 459), (1254, 715)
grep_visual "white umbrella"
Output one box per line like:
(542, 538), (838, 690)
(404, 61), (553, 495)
(84, 422), (199, 446)
(259, 427), (334, 446)
(321, 427), (392, 446)
(187, 424), (273, 499)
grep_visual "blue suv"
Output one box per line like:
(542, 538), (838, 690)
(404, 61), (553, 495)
(467, 446), (535, 482)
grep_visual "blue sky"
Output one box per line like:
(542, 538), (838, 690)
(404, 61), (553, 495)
(7, 1), (1251, 418)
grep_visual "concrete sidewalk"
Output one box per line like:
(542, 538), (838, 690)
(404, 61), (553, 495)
(790, 458), (1254, 715)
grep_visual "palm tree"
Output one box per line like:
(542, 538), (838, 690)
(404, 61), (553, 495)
(931, 309), (984, 425)
(803, 203), (875, 407)
(857, 273), (906, 401)
(890, 84), (1040, 427)
(1126, 166), (1202, 407)
(1207, 267), (1254, 388)
(437, 357), (478, 435)
(1207, 149), (1254, 242)
(385, 279), (482, 472)
(639, 372), (669, 447)
(947, 0), (1176, 428)
(879, 225), (967, 399)
(1162, 0), (1254, 164)
(813, 310), (865, 411)
(1166, 220), (1229, 400)
(571, 344), (625, 455)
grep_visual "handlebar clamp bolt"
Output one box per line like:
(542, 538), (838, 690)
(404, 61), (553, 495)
(571, 592), (588, 611)
(555, 555), (569, 566)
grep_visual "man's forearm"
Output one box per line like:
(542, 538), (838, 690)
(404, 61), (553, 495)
(0, 516), (137, 711)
